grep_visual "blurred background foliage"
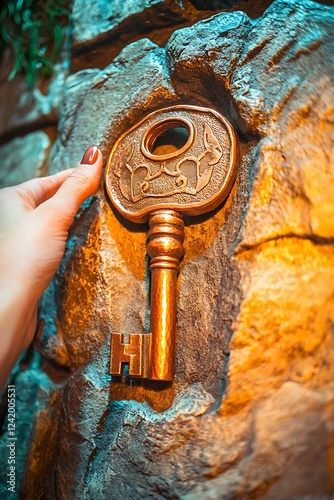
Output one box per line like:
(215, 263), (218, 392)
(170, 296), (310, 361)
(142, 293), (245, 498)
(0, 0), (70, 87)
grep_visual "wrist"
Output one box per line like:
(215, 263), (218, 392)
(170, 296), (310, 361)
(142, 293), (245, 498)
(0, 275), (37, 390)
(0, 240), (40, 303)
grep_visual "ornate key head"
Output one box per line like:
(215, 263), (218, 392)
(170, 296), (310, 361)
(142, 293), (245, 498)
(105, 105), (238, 223)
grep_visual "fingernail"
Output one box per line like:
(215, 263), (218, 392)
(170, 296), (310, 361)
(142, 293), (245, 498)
(80, 146), (99, 165)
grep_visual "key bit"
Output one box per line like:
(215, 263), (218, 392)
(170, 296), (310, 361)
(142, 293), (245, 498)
(105, 105), (238, 381)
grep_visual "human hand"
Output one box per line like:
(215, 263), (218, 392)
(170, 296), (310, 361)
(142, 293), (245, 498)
(0, 145), (103, 388)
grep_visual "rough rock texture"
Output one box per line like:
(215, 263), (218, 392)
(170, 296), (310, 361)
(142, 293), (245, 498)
(0, 0), (273, 136)
(70, 0), (275, 71)
(70, 0), (206, 71)
(0, 364), (62, 499)
(0, 0), (334, 498)
(0, 131), (51, 188)
(0, 36), (70, 140)
(71, 0), (199, 48)
(71, 0), (275, 50)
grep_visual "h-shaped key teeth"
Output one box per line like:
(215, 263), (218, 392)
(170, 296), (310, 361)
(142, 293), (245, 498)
(110, 333), (150, 378)
(105, 105), (238, 381)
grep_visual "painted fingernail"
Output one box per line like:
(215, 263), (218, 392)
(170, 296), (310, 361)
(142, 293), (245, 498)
(80, 145), (99, 165)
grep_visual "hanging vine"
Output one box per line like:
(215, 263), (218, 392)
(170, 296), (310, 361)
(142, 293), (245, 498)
(0, 0), (70, 87)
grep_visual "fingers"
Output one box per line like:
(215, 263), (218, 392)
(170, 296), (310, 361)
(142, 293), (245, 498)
(43, 146), (103, 220)
(14, 168), (75, 209)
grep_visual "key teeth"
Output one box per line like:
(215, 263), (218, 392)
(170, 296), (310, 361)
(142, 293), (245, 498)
(110, 332), (150, 378)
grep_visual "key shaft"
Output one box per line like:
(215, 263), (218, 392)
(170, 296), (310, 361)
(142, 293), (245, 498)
(147, 210), (184, 380)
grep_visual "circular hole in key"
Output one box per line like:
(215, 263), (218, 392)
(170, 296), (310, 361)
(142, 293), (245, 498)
(151, 126), (189, 155)
(141, 118), (194, 161)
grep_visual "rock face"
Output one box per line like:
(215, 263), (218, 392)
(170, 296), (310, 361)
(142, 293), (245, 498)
(0, 45), (70, 139)
(0, 0), (334, 499)
(0, 132), (51, 188)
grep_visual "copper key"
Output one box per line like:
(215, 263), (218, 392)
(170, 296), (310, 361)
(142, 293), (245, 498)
(105, 105), (238, 381)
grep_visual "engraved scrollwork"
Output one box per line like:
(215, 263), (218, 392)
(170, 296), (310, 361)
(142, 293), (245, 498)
(115, 123), (222, 203)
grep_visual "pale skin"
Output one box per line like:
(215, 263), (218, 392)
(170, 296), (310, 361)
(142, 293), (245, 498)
(0, 146), (103, 390)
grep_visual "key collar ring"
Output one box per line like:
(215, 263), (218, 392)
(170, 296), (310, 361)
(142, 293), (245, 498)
(141, 116), (195, 162)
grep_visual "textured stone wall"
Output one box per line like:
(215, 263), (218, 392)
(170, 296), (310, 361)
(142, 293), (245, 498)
(0, 0), (334, 498)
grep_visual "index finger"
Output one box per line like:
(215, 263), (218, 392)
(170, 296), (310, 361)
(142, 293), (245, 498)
(14, 168), (75, 209)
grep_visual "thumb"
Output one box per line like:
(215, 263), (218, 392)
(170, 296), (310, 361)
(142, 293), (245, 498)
(44, 146), (103, 220)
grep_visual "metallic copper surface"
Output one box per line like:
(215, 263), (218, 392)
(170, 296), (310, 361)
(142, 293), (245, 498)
(147, 210), (185, 380)
(110, 332), (150, 378)
(105, 105), (238, 223)
(105, 105), (238, 381)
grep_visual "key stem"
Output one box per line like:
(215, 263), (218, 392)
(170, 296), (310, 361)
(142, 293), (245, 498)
(147, 210), (185, 381)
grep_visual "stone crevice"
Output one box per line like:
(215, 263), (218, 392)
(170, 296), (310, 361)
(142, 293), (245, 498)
(235, 232), (334, 256)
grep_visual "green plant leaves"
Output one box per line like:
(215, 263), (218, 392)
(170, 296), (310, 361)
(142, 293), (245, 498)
(0, 0), (70, 87)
